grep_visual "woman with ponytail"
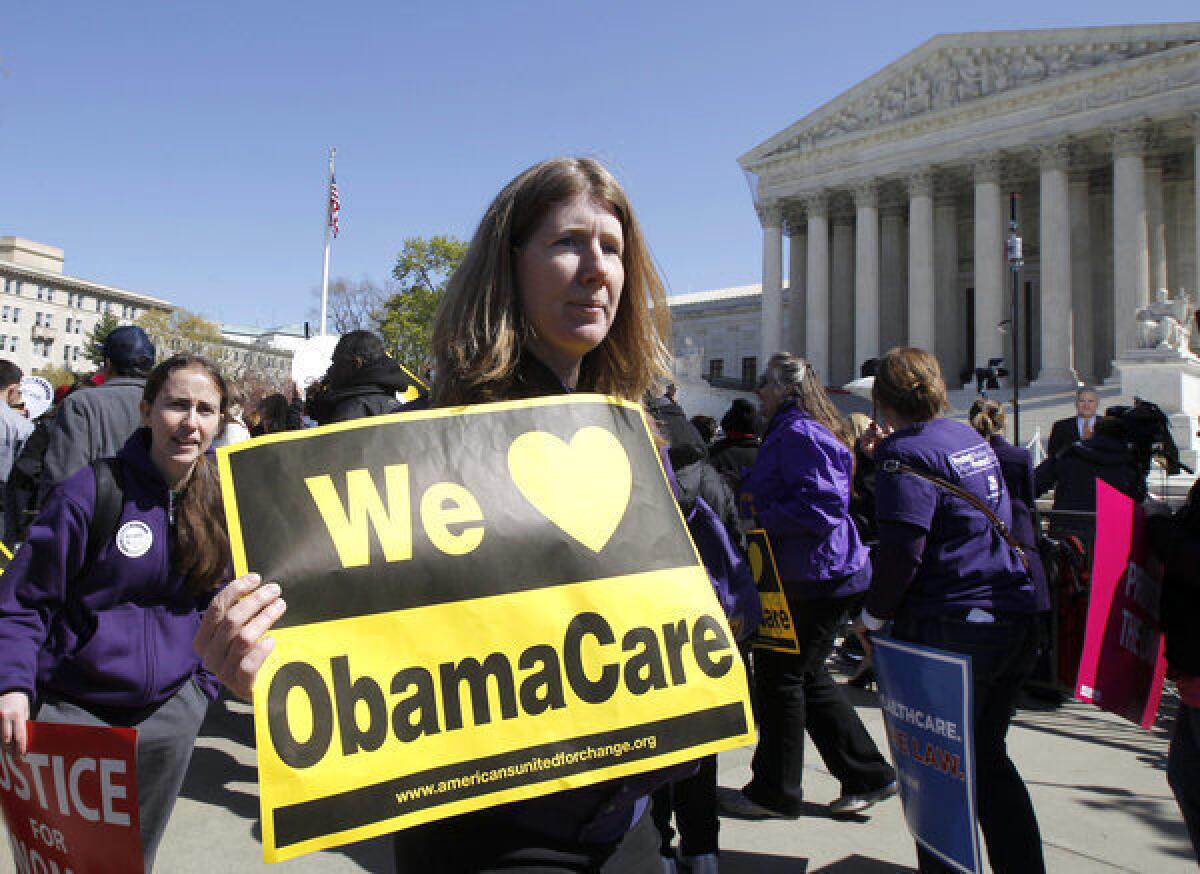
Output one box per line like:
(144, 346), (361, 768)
(857, 348), (1044, 873)
(724, 352), (896, 821)
(0, 354), (230, 872)
(967, 398), (1049, 613)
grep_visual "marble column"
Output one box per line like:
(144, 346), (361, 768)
(934, 192), (960, 384)
(831, 214), (856, 385)
(805, 192), (831, 380)
(1145, 158), (1168, 293)
(758, 201), (784, 363)
(1194, 114), (1200, 298)
(1069, 171), (1095, 385)
(1035, 140), (1077, 386)
(854, 182), (880, 370)
(880, 206), (907, 353)
(973, 157), (1006, 370)
(907, 169), (935, 351)
(1112, 125), (1151, 357)
(786, 218), (806, 357)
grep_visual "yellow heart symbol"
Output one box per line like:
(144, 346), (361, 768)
(748, 542), (764, 583)
(508, 427), (632, 553)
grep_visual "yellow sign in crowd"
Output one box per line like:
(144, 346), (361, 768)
(217, 396), (755, 863)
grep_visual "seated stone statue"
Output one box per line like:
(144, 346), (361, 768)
(1136, 288), (1193, 353)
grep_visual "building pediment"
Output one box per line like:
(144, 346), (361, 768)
(742, 23), (1200, 166)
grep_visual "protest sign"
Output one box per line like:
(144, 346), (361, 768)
(1075, 480), (1168, 729)
(746, 529), (799, 654)
(218, 394), (755, 862)
(873, 636), (980, 874)
(0, 722), (142, 874)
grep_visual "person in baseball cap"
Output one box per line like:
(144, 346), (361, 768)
(102, 325), (156, 372)
(38, 324), (158, 501)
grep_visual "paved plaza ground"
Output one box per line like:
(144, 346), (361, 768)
(4, 666), (1188, 873)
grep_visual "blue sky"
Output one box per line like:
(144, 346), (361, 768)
(3, 2), (1197, 329)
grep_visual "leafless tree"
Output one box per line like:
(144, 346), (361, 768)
(309, 277), (387, 335)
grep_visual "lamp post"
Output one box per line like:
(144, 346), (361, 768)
(1006, 193), (1023, 445)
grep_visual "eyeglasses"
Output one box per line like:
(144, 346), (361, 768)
(755, 374), (774, 390)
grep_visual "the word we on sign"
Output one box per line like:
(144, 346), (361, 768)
(0, 722), (142, 874)
(218, 394), (754, 863)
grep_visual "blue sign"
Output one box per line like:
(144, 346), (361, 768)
(872, 636), (981, 874)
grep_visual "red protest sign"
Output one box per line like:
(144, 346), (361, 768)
(1074, 480), (1169, 729)
(0, 721), (143, 874)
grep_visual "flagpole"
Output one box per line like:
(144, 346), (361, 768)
(319, 146), (336, 337)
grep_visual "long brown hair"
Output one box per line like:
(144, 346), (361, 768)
(431, 157), (672, 406)
(143, 355), (231, 595)
(766, 353), (854, 448)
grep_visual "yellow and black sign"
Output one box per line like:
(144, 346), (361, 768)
(747, 529), (800, 654)
(217, 395), (755, 863)
(0, 541), (11, 574)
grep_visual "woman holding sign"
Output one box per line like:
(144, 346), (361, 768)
(723, 352), (896, 821)
(0, 353), (231, 871)
(196, 157), (704, 873)
(857, 347), (1044, 874)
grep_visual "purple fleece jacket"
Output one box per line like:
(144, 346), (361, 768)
(0, 428), (219, 709)
(741, 402), (870, 599)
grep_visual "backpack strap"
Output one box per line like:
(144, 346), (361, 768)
(80, 458), (124, 581)
(880, 458), (1032, 576)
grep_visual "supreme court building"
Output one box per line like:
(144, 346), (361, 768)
(735, 23), (1200, 390)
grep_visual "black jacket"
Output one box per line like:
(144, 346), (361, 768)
(708, 435), (760, 495)
(1035, 433), (1144, 530)
(1147, 481), (1200, 675)
(314, 359), (422, 424)
(1047, 416), (1088, 460)
(991, 436), (1049, 611)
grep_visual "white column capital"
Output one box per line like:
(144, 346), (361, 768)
(907, 168), (934, 198)
(784, 206), (807, 237)
(757, 200), (784, 228)
(803, 190), (828, 218)
(972, 156), (1003, 185)
(853, 181), (878, 209)
(1036, 139), (1072, 172)
(1110, 123), (1153, 159)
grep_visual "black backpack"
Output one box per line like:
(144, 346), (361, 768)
(78, 458), (125, 580)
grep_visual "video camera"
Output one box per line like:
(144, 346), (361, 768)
(1106, 397), (1193, 478)
(972, 357), (1008, 395)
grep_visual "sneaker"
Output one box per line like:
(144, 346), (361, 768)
(716, 788), (796, 820)
(829, 780), (898, 817)
(680, 852), (720, 873)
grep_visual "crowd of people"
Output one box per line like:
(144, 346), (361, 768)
(0, 155), (1194, 873)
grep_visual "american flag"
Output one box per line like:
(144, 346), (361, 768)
(328, 174), (341, 238)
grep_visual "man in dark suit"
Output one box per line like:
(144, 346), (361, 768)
(1047, 386), (1099, 459)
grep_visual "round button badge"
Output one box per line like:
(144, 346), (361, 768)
(116, 520), (154, 558)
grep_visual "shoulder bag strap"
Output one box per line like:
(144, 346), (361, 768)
(80, 458), (124, 581)
(880, 458), (1031, 575)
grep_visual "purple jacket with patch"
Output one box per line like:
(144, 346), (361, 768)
(0, 428), (219, 709)
(741, 402), (870, 599)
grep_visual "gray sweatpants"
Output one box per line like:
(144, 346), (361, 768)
(36, 679), (210, 873)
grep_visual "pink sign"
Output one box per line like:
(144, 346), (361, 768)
(1074, 480), (1168, 729)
